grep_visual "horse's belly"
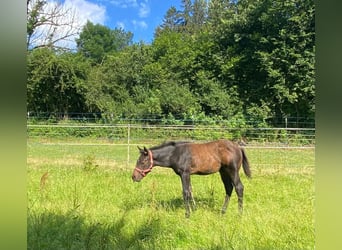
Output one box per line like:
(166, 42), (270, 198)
(190, 161), (220, 174)
(191, 169), (217, 175)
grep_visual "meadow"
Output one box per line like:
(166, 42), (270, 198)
(27, 138), (315, 249)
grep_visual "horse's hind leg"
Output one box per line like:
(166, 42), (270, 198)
(219, 168), (234, 214)
(232, 173), (244, 214)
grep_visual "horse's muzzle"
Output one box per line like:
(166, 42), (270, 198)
(132, 173), (142, 182)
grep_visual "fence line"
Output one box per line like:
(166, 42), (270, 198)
(27, 123), (315, 145)
(27, 123), (315, 131)
(27, 123), (315, 169)
(30, 142), (315, 149)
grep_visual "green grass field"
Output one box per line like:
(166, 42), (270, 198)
(27, 138), (315, 249)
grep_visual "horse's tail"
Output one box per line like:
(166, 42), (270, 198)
(241, 147), (252, 178)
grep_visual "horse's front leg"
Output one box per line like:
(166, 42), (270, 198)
(180, 172), (191, 218)
(189, 184), (196, 211)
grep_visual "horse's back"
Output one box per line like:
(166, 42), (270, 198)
(216, 139), (242, 164)
(187, 139), (241, 174)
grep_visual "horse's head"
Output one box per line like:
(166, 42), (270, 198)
(132, 146), (154, 182)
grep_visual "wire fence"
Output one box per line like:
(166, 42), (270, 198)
(27, 112), (315, 128)
(27, 123), (315, 146)
(27, 123), (315, 170)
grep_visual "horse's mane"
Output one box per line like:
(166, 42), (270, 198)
(150, 140), (191, 150)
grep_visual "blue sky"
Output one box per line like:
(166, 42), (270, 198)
(62, 0), (183, 44)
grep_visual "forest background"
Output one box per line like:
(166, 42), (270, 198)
(27, 0), (315, 128)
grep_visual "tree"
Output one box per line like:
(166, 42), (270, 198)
(180, 0), (192, 28)
(154, 6), (182, 37)
(27, 0), (81, 51)
(256, 0), (315, 119)
(83, 43), (151, 118)
(209, 0), (315, 123)
(27, 48), (90, 116)
(191, 0), (207, 31)
(207, 0), (236, 31)
(26, 0), (315, 126)
(76, 21), (133, 64)
(156, 0), (208, 37)
(83, 62), (134, 118)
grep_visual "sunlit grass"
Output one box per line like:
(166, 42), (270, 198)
(27, 139), (315, 249)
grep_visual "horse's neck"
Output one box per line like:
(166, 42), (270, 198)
(151, 146), (174, 167)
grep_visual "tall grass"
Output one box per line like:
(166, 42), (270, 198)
(27, 139), (314, 249)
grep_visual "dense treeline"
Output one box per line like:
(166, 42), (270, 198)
(27, 0), (315, 127)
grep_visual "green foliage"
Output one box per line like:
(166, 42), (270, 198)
(210, 0), (315, 119)
(76, 21), (133, 64)
(27, 121), (315, 146)
(27, 48), (90, 115)
(83, 44), (152, 118)
(27, 0), (315, 128)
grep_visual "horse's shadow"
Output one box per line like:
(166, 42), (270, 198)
(156, 196), (220, 213)
(28, 208), (162, 249)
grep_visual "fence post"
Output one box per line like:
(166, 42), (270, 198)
(127, 124), (130, 168)
(285, 116), (288, 128)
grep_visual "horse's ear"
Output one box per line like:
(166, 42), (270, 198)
(137, 146), (144, 154)
(137, 146), (148, 155)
